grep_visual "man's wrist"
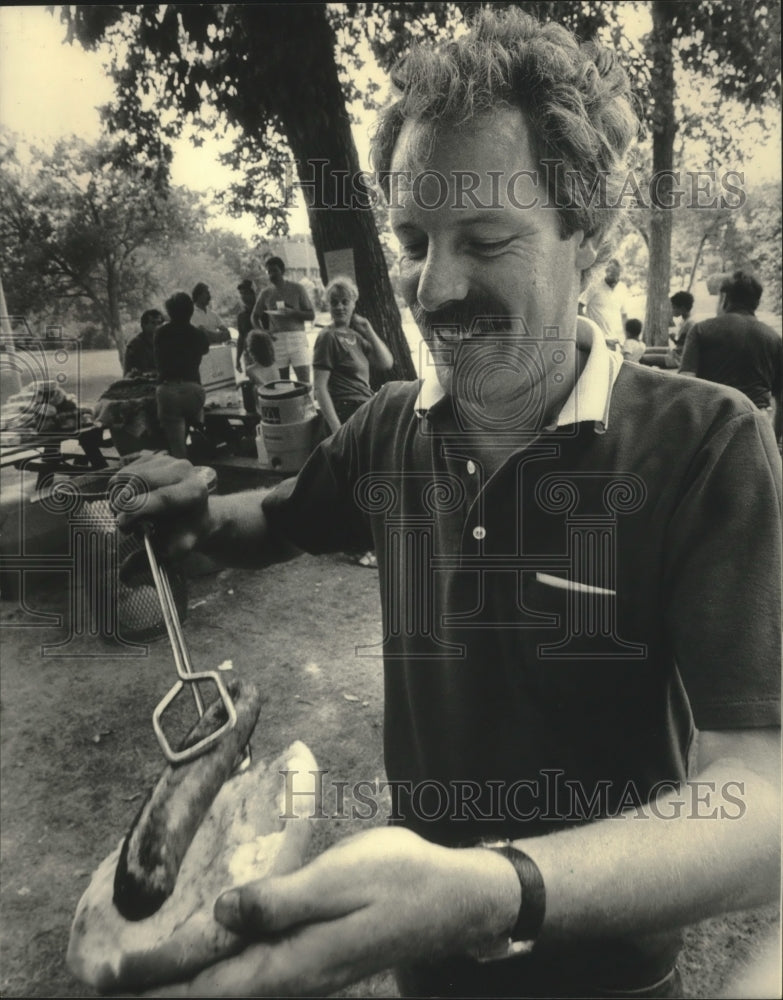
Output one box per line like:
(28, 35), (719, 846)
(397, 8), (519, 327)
(197, 496), (229, 562)
(474, 841), (546, 961)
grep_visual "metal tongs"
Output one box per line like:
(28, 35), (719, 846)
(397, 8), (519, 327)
(142, 527), (239, 766)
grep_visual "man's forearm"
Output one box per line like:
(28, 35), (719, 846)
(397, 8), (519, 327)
(200, 491), (302, 569)
(514, 754), (780, 945)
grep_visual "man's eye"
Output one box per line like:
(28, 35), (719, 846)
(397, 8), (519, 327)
(470, 238), (513, 255)
(400, 242), (427, 260)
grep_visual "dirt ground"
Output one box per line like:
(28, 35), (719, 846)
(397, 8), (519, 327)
(0, 543), (778, 998)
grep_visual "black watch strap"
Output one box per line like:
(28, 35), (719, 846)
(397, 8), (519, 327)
(485, 842), (546, 945)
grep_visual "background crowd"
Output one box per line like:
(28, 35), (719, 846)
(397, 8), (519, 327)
(110, 255), (398, 464)
(580, 261), (781, 440)
(115, 254), (781, 462)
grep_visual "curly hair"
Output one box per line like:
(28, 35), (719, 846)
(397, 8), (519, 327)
(670, 291), (694, 313)
(624, 318), (643, 339)
(371, 7), (639, 266)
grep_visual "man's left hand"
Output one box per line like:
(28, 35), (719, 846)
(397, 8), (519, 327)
(144, 827), (519, 997)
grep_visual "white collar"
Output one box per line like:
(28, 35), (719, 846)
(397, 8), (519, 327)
(551, 317), (622, 432)
(415, 317), (622, 434)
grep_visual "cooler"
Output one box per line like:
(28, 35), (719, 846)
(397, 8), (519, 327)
(256, 381), (314, 425)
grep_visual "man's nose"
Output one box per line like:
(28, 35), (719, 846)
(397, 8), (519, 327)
(415, 246), (469, 313)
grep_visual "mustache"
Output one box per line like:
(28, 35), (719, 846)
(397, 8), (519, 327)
(410, 295), (519, 342)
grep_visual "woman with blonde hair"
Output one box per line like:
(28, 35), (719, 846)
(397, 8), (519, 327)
(313, 277), (393, 434)
(313, 276), (394, 566)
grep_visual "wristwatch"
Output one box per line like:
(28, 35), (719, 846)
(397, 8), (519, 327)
(473, 840), (547, 961)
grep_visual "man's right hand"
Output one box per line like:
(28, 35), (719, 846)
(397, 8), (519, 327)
(111, 453), (301, 571)
(111, 452), (213, 563)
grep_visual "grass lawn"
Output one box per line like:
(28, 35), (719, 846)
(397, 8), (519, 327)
(11, 345), (123, 408)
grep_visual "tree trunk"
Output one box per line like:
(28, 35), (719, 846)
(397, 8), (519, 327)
(644, 3), (677, 347)
(104, 262), (123, 361)
(240, 5), (416, 384)
(686, 232), (710, 292)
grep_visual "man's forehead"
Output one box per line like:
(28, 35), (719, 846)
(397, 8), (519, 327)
(387, 107), (548, 215)
(390, 107), (534, 174)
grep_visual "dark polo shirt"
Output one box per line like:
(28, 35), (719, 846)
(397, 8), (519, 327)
(680, 309), (782, 409)
(262, 364), (781, 993)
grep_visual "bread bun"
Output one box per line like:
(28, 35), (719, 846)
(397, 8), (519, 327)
(67, 741), (317, 994)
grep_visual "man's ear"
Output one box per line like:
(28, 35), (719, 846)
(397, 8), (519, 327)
(574, 232), (599, 272)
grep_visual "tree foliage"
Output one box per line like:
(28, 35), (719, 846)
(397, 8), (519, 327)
(0, 130), (273, 356)
(0, 132), (190, 348)
(640, 0), (780, 343)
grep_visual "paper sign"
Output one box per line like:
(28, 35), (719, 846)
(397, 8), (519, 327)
(324, 249), (356, 285)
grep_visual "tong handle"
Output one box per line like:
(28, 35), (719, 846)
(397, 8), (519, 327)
(142, 528), (205, 716)
(141, 526), (243, 765)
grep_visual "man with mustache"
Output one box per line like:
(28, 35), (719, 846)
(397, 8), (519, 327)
(114, 9), (780, 998)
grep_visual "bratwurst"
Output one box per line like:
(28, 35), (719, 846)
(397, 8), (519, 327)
(113, 676), (261, 920)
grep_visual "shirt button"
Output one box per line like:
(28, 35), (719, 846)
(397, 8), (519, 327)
(473, 526), (486, 540)
(466, 460), (477, 475)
